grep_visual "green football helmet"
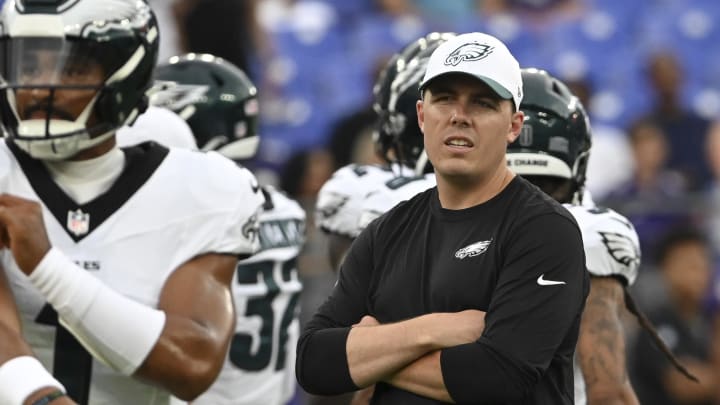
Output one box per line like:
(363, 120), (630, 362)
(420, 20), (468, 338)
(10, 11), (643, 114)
(151, 53), (259, 160)
(0, 0), (159, 160)
(507, 68), (592, 204)
(373, 32), (456, 174)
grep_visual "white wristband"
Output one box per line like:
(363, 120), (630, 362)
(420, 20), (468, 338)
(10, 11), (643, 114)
(0, 356), (65, 405)
(28, 247), (166, 375)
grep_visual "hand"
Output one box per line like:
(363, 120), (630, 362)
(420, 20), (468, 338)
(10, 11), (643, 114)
(0, 194), (52, 275)
(424, 309), (486, 348)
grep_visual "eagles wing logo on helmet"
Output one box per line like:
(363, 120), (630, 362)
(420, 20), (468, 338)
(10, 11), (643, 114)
(600, 231), (640, 267)
(444, 43), (494, 66)
(151, 83), (210, 112)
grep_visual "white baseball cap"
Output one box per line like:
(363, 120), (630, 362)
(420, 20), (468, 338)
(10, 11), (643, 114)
(419, 32), (523, 108)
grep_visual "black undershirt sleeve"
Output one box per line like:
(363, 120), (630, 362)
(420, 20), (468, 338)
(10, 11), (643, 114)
(295, 223), (377, 394)
(441, 214), (588, 403)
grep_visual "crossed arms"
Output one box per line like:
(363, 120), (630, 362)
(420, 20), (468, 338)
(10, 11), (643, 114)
(296, 214), (588, 403)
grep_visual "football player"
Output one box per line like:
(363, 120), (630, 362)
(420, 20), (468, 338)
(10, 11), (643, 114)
(0, 1), (263, 405)
(316, 32), (455, 272)
(507, 68), (696, 405)
(355, 34), (458, 234)
(150, 54), (306, 405)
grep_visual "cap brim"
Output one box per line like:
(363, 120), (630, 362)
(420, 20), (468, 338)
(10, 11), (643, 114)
(419, 72), (513, 101)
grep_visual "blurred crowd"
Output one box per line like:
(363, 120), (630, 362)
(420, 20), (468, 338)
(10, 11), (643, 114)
(150, 0), (720, 403)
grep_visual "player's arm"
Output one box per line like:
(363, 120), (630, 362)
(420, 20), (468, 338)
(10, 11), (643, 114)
(577, 276), (639, 405)
(0, 193), (242, 401)
(0, 260), (75, 405)
(0, 259), (22, 341)
(132, 252), (237, 400)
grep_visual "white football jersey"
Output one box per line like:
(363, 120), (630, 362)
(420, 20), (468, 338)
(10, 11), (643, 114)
(315, 164), (401, 238)
(357, 173), (436, 233)
(116, 106), (198, 150)
(0, 140), (263, 405)
(192, 185), (305, 405)
(566, 200), (641, 405)
(565, 203), (640, 286)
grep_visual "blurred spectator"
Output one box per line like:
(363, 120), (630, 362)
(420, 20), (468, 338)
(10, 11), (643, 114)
(374, 0), (417, 17)
(705, 122), (720, 253)
(413, 0), (478, 24)
(324, 55), (391, 170)
(326, 106), (382, 169)
(174, 0), (267, 80)
(604, 118), (691, 260)
(564, 76), (634, 200)
(630, 226), (718, 405)
(641, 51), (713, 190)
(611, 119), (687, 200)
(168, 0), (719, 202)
(280, 148), (335, 205)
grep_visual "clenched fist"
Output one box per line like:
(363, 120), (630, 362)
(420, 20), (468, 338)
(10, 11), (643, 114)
(0, 194), (51, 274)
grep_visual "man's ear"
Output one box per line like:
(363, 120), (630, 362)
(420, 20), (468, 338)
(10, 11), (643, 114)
(416, 100), (424, 132)
(507, 110), (524, 144)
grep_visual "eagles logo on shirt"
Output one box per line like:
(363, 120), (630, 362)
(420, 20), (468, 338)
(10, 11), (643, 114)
(444, 42), (494, 66)
(455, 239), (493, 259)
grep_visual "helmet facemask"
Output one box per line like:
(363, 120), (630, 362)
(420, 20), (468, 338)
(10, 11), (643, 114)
(0, 0), (159, 160)
(0, 37), (133, 159)
(374, 32), (457, 175)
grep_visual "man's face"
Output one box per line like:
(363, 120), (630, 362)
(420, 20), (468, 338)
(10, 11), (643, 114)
(417, 74), (523, 183)
(13, 46), (105, 124)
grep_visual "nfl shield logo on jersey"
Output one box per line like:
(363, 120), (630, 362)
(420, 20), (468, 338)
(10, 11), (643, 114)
(67, 209), (90, 236)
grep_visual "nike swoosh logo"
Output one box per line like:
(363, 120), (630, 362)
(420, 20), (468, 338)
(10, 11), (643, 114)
(537, 274), (566, 286)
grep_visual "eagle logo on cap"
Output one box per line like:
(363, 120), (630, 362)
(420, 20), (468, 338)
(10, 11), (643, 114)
(444, 42), (494, 66)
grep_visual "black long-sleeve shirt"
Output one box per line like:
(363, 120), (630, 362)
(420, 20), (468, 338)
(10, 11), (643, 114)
(296, 177), (589, 404)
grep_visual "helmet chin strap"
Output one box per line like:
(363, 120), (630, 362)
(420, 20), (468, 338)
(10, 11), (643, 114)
(14, 128), (116, 161)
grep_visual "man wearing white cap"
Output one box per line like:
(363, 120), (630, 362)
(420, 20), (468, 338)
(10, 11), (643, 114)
(296, 32), (589, 404)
